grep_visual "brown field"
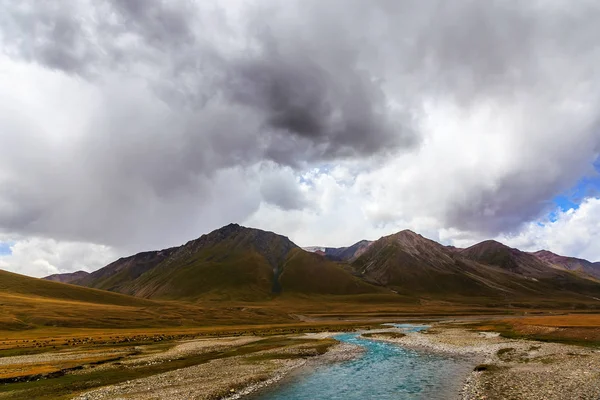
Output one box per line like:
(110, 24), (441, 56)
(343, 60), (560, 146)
(468, 313), (600, 347)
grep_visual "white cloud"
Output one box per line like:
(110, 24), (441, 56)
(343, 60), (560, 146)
(497, 197), (600, 262)
(0, 0), (600, 275)
(0, 237), (119, 277)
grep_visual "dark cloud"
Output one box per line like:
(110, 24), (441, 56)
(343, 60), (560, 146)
(0, 0), (600, 255)
(1, 0), (418, 165)
(109, 0), (196, 48)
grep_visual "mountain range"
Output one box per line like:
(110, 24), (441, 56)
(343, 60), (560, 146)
(38, 223), (600, 308)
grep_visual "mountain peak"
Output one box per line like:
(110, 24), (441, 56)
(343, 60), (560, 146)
(460, 239), (554, 276)
(211, 222), (243, 235)
(191, 223), (294, 246)
(473, 239), (510, 249)
(396, 229), (419, 236)
(386, 229), (438, 249)
(533, 249), (555, 257)
(387, 229), (422, 242)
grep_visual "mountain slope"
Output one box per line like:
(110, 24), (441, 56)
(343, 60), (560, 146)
(0, 268), (152, 329)
(71, 224), (600, 307)
(279, 248), (383, 294)
(458, 240), (600, 299)
(44, 270), (89, 284)
(0, 269), (151, 306)
(350, 230), (508, 297)
(77, 224), (381, 300)
(350, 230), (600, 303)
(75, 248), (178, 292)
(460, 241), (555, 278)
(532, 250), (600, 279)
(0, 269), (294, 330)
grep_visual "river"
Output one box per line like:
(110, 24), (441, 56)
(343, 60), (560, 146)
(254, 324), (473, 400)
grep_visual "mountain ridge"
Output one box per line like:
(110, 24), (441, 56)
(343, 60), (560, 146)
(531, 249), (600, 279)
(41, 223), (600, 307)
(61, 223), (381, 300)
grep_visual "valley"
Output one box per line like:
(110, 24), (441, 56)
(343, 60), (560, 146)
(1, 223), (600, 399)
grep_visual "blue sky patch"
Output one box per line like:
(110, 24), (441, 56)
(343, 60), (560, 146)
(551, 156), (600, 213)
(0, 242), (13, 256)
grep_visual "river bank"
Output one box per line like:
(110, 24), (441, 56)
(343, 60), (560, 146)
(5, 321), (598, 399)
(69, 337), (359, 400)
(365, 324), (600, 400)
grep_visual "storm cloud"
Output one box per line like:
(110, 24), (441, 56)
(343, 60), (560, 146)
(1, 0), (599, 275)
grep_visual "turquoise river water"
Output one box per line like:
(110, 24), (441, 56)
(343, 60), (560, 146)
(254, 324), (473, 400)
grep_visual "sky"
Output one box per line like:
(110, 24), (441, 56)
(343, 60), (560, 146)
(0, 0), (599, 277)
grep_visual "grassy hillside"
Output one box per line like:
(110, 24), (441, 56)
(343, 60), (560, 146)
(351, 231), (600, 306)
(279, 248), (383, 294)
(74, 248), (178, 292)
(74, 224), (382, 301)
(0, 269), (293, 331)
(0, 270), (152, 307)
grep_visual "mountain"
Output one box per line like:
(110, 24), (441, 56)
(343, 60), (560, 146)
(304, 240), (373, 261)
(349, 230), (503, 296)
(350, 230), (600, 304)
(76, 224), (381, 300)
(43, 270), (89, 284)
(63, 224), (600, 308)
(459, 240), (556, 278)
(531, 250), (600, 279)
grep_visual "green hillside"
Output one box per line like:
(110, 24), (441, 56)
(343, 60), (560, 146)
(279, 248), (383, 295)
(73, 224), (381, 301)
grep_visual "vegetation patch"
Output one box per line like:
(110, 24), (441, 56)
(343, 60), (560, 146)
(361, 332), (406, 339)
(496, 347), (516, 360)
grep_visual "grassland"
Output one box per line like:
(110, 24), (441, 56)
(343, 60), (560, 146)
(4, 266), (600, 398)
(467, 313), (600, 347)
(0, 334), (341, 400)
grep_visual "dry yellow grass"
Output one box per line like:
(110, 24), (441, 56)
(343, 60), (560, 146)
(469, 313), (600, 347)
(504, 314), (600, 327)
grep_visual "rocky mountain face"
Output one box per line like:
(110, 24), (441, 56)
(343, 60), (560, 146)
(44, 270), (89, 284)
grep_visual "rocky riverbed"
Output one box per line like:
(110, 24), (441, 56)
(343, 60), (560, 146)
(5, 324), (598, 399)
(71, 339), (362, 400)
